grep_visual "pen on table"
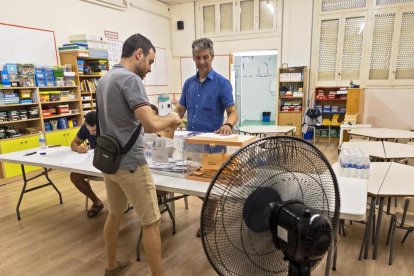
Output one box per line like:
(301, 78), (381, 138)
(79, 141), (89, 152)
(24, 152), (37, 156)
(48, 144), (61, 148)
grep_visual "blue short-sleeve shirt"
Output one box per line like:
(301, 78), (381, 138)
(179, 69), (235, 132)
(77, 124), (96, 149)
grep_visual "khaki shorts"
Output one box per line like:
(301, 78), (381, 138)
(103, 164), (161, 226)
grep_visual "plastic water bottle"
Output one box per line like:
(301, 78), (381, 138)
(39, 132), (46, 149)
(145, 142), (152, 160)
(355, 149), (364, 178)
(361, 149), (370, 179)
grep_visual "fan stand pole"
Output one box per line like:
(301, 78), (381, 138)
(288, 261), (311, 276)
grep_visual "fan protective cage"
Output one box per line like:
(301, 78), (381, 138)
(201, 136), (340, 276)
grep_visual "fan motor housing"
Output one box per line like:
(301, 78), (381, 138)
(272, 201), (333, 263)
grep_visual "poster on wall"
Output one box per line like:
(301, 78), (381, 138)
(107, 40), (123, 69)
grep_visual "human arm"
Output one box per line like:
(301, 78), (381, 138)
(175, 103), (187, 119)
(214, 105), (238, 135)
(134, 105), (181, 133)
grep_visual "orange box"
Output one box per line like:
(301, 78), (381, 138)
(201, 153), (230, 170)
(56, 105), (70, 114)
(42, 110), (52, 117)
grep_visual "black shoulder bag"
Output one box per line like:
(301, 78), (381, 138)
(93, 95), (142, 174)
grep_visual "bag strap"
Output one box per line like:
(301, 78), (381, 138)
(95, 90), (142, 155)
(119, 123), (142, 154)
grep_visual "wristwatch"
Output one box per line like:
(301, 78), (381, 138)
(223, 123), (233, 129)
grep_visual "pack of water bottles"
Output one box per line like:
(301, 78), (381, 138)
(338, 147), (370, 179)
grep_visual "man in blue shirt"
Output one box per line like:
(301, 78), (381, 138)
(176, 38), (237, 135)
(176, 38), (238, 237)
(69, 111), (103, 218)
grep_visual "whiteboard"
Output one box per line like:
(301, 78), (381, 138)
(0, 23), (58, 67)
(145, 47), (167, 86)
(180, 55), (230, 89)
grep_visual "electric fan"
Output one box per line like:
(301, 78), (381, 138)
(201, 136), (340, 276)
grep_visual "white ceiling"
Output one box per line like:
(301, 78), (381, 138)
(158, 0), (202, 5)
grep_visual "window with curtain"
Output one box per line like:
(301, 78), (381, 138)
(259, 0), (274, 30)
(368, 12), (396, 80)
(321, 0), (366, 12)
(220, 3), (233, 32)
(395, 11), (414, 79)
(240, 0), (254, 32)
(203, 5), (216, 34)
(376, 0), (414, 6)
(318, 19), (340, 81)
(341, 16), (365, 80)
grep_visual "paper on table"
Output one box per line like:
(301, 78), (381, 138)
(196, 133), (237, 139)
(60, 151), (90, 164)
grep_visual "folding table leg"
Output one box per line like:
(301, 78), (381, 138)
(16, 165), (62, 220)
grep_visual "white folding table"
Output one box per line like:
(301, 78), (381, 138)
(239, 125), (296, 138)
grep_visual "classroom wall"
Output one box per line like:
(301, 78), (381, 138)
(281, 0), (313, 67)
(0, 0), (174, 97)
(170, 2), (195, 57)
(168, 0), (313, 94)
(363, 88), (414, 129)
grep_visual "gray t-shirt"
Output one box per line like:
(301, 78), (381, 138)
(96, 64), (149, 170)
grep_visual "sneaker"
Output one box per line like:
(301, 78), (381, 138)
(105, 261), (132, 276)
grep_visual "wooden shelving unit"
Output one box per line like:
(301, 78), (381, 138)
(277, 66), (308, 135)
(0, 85), (82, 178)
(314, 87), (364, 138)
(59, 51), (108, 115)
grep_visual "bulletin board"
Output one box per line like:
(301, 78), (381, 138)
(0, 22), (58, 66)
(180, 54), (230, 89)
(144, 47), (167, 86)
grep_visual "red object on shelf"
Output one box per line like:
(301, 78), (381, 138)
(42, 110), (52, 117)
(56, 105), (70, 114)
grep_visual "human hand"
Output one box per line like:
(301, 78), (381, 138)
(170, 112), (182, 126)
(78, 143), (89, 153)
(214, 124), (233, 135)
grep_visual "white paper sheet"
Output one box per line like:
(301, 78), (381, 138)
(60, 151), (91, 164)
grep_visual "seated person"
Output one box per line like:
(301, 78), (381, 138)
(69, 111), (103, 218)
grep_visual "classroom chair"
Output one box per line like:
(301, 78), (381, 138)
(302, 107), (331, 145)
(385, 197), (414, 265)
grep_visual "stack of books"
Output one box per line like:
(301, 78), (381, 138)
(327, 91), (337, 99)
(316, 90), (326, 100)
(59, 42), (89, 57)
(69, 34), (109, 59)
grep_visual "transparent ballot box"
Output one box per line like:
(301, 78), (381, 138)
(184, 133), (256, 182)
(145, 130), (194, 177)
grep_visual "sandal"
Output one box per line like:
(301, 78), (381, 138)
(87, 203), (104, 218)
